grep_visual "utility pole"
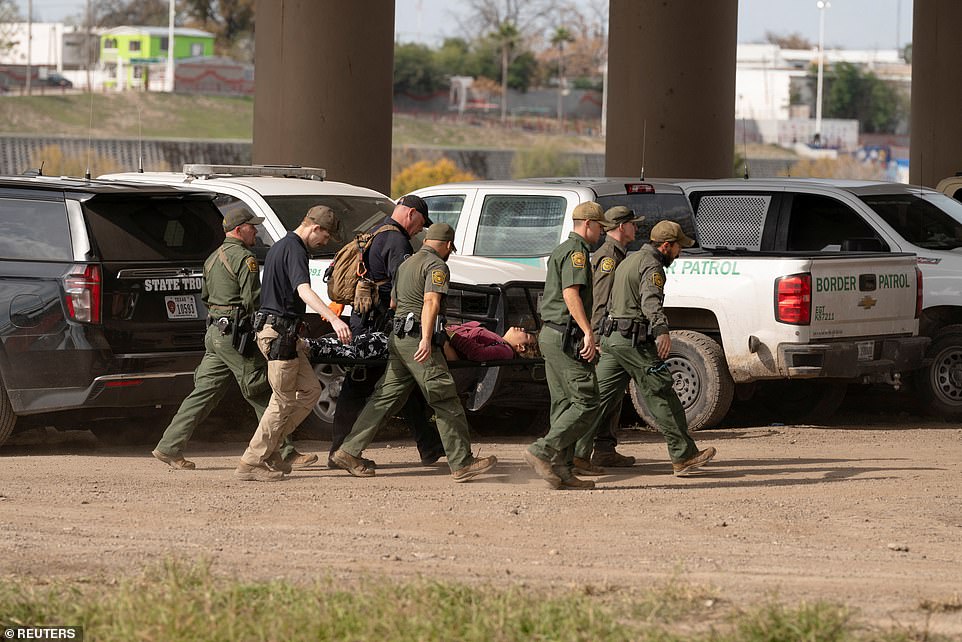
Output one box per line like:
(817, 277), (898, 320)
(25, 0), (32, 95)
(166, 0), (175, 92)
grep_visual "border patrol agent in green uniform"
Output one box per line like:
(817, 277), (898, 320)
(574, 205), (645, 472)
(522, 201), (605, 490)
(331, 223), (498, 483)
(594, 220), (717, 476)
(153, 209), (299, 470)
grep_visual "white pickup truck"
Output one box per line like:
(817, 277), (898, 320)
(412, 178), (928, 429)
(672, 178), (962, 420)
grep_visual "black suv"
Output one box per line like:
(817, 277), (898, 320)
(0, 176), (225, 447)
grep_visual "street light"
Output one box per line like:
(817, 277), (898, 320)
(814, 0), (830, 146)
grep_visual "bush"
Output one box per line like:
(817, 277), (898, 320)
(511, 142), (580, 179)
(28, 144), (121, 178)
(392, 158), (476, 198)
(780, 155), (885, 180)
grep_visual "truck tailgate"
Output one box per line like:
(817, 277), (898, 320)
(808, 255), (918, 339)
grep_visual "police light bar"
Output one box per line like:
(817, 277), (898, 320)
(625, 183), (655, 194)
(183, 164), (327, 181)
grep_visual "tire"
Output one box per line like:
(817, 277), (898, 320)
(300, 362), (346, 441)
(916, 324), (962, 419)
(0, 383), (16, 449)
(630, 330), (734, 432)
(753, 379), (848, 424)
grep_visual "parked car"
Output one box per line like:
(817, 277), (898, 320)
(412, 177), (927, 429)
(0, 175), (226, 449)
(42, 73), (72, 88)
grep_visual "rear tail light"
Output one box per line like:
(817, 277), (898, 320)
(625, 183), (654, 194)
(775, 273), (811, 325)
(916, 267), (923, 319)
(63, 264), (101, 323)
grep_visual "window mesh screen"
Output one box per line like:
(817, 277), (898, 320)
(475, 195), (566, 257)
(696, 195), (770, 250)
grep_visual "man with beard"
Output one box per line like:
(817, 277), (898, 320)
(593, 221), (717, 476)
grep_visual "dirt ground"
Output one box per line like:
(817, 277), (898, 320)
(1, 401), (961, 636)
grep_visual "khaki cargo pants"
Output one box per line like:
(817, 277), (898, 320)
(240, 324), (321, 466)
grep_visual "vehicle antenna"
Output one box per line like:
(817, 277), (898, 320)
(640, 120), (647, 181)
(786, 162), (791, 178)
(84, 90), (94, 180)
(137, 105), (144, 173)
(742, 117), (750, 179)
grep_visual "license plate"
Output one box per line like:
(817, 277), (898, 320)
(165, 295), (198, 320)
(857, 340), (875, 361)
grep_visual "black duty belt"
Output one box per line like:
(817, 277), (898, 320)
(253, 311), (299, 332)
(542, 320), (567, 333)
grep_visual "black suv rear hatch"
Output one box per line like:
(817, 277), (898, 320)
(82, 194), (224, 353)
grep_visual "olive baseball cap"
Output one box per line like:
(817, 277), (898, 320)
(571, 201), (604, 222)
(602, 205), (645, 231)
(424, 222), (457, 252)
(305, 204), (342, 241)
(650, 220), (695, 247)
(222, 208), (265, 232)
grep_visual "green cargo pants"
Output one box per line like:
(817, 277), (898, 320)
(593, 332), (698, 463)
(156, 324), (276, 458)
(527, 325), (600, 468)
(340, 334), (473, 471)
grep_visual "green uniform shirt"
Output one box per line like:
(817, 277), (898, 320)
(590, 237), (628, 331)
(391, 246), (449, 316)
(608, 243), (670, 337)
(202, 236), (261, 316)
(540, 232), (593, 326)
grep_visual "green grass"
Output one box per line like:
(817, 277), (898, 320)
(0, 560), (944, 642)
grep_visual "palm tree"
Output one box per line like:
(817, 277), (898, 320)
(495, 21), (519, 123)
(551, 26), (574, 130)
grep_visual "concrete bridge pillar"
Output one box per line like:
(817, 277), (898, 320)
(910, 1), (962, 187)
(605, 0), (738, 179)
(253, 0), (395, 194)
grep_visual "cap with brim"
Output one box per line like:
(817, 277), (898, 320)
(305, 204), (342, 242)
(424, 222), (457, 252)
(650, 220), (695, 248)
(602, 205), (645, 231)
(222, 208), (265, 232)
(572, 201), (604, 222)
(399, 194), (434, 226)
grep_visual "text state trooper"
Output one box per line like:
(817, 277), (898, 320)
(331, 223), (498, 483)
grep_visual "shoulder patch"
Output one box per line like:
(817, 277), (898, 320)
(245, 256), (258, 273)
(651, 272), (666, 289)
(599, 256), (616, 273)
(431, 269), (447, 286)
(571, 251), (587, 268)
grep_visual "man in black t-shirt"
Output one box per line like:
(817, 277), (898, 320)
(236, 205), (351, 482)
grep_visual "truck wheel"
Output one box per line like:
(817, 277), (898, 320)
(0, 383), (16, 449)
(917, 324), (962, 419)
(754, 380), (847, 424)
(300, 362), (345, 440)
(630, 330), (734, 432)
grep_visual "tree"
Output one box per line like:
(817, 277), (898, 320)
(0, 0), (22, 56)
(494, 21), (519, 122)
(394, 43), (444, 95)
(391, 158), (476, 198)
(94, 0), (171, 27)
(550, 26), (574, 127)
(765, 31), (813, 50)
(820, 62), (904, 134)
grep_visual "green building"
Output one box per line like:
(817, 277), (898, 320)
(100, 26), (215, 91)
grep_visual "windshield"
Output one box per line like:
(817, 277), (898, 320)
(596, 193), (697, 252)
(264, 194), (396, 257)
(858, 192), (962, 250)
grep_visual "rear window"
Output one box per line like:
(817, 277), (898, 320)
(0, 198), (72, 261)
(597, 193), (697, 252)
(475, 195), (567, 257)
(83, 197), (224, 261)
(264, 194), (396, 257)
